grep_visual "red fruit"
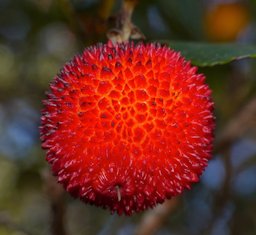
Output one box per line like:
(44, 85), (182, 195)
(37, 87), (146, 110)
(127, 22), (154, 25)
(40, 42), (214, 215)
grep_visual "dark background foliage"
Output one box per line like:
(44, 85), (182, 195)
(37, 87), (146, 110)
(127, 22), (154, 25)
(0, 0), (256, 235)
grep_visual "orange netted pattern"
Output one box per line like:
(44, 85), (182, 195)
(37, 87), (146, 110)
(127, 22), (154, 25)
(40, 42), (215, 215)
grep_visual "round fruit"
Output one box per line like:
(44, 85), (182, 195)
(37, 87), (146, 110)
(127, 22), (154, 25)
(40, 42), (215, 215)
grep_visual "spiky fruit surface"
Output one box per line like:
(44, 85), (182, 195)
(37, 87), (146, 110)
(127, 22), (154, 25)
(40, 42), (214, 215)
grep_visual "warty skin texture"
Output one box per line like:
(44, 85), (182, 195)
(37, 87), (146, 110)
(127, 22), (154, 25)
(40, 42), (215, 215)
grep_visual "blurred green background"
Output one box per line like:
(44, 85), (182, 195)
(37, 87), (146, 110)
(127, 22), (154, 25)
(1, 0), (256, 235)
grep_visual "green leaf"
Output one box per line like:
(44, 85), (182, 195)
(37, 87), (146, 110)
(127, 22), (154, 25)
(162, 41), (256, 66)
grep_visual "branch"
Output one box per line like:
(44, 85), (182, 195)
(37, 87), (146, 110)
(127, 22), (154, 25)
(201, 97), (256, 234)
(42, 169), (68, 235)
(135, 197), (180, 235)
(214, 96), (256, 154)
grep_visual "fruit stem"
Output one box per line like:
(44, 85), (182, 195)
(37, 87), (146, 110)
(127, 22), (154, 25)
(107, 0), (145, 43)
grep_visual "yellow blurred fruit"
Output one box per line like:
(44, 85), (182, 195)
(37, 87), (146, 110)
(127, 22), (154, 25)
(205, 3), (250, 42)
